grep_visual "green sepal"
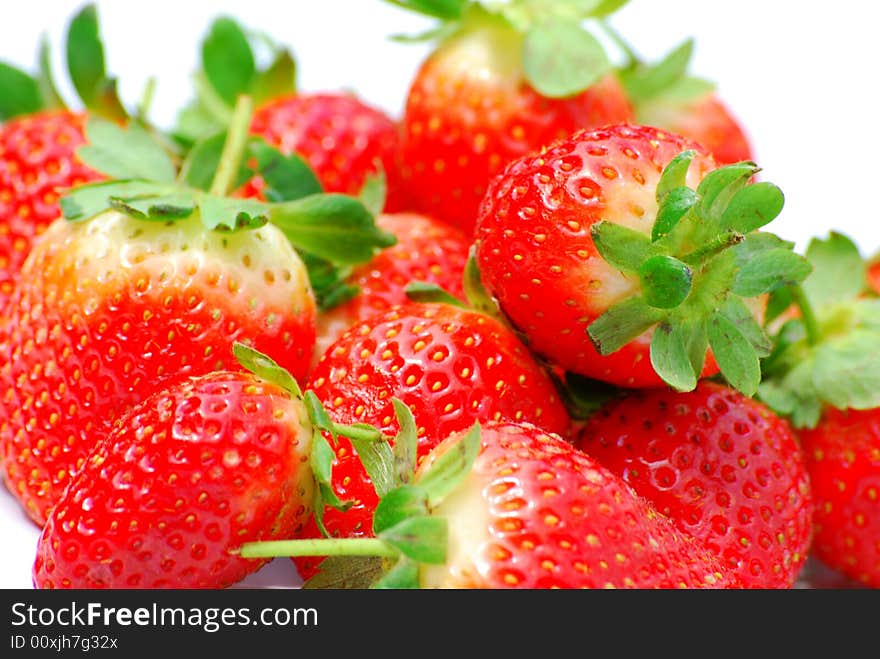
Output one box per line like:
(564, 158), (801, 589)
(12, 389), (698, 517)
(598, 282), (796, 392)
(179, 131), (253, 192)
(720, 181), (785, 234)
(36, 35), (66, 112)
(620, 38), (694, 105)
(199, 194), (269, 232)
(370, 558), (421, 589)
(65, 3), (106, 109)
(802, 232), (866, 308)
(653, 187), (697, 242)
(358, 169), (388, 218)
(391, 398), (419, 488)
(201, 16), (256, 106)
(304, 390), (338, 441)
(718, 297), (772, 358)
(588, 296), (664, 356)
(60, 181), (180, 222)
(373, 484), (430, 534)
(639, 255), (692, 309)
(707, 311), (761, 396)
(298, 251), (359, 313)
(77, 118), (177, 183)
(270, 194), (396, 265)
(378, 516), (447, 564)
(404, 282), (468, 307)
(250, 49), (297, 106)
(310, 428), (354, 527)
(348, 433), (396, 500)
(462, 251), (504, 320)
(552, 371), (622, 421)
(591, 221), (651, 273)
(523, 17), (610, 98)
(414, 422), (481, 507)
(732, 248), (812, 298)
(696, 161), (760, 222)
(248, 139), (324, 202)
(649, 321), (702, 392)
(302, 556), (386, 590)
(0, 63), (43, 120)
(382, 0), (467, 20)
(656, 150), (696, 202)
(232, 341), (302, 397)
(110, 193), (196, 221)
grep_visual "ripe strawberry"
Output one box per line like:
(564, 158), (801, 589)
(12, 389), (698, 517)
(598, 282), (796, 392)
(576, 381), (814, 588)
(243, 419), (742, 588)
(314, 211), (471, 364)
(0, 111), (102, 308)
(867, 257), (880, 294)
(295, 301), (572, 579)
(32, 368), (316, 589)
(475, 123), (807, 394)
(388, 1), (634, 234)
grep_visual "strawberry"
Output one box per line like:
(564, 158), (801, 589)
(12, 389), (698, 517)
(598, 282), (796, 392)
(31, 343), (376, 589)
(758, 232), (880, 587)
(314, 211), (471, 365)
(385, 0), (634, 234)
(243, 418), (742, 588)
(607, 33), (754, 164)
(0, 4), (130, 308)
(175, 16), (407, 212)
(576, 380), (814, 588)
(294, 300), (572, 579)
(474, 123), (809, 395)
(0, 99), (391, 526)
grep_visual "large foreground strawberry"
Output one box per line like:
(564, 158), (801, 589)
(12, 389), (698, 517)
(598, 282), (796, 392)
(385, 0), (633, 234)
(243, 418), (742, 588)
(475, 123), (810, 395)
(0, 101), (392, 525)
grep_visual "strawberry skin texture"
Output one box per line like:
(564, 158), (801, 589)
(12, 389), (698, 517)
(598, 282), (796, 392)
(798, 407), (880, 587)
(246, 92), (408, 212)
(637, 93), (753, 166)
(315, 212), (471, 364)
(475, 124), (717, 387)
(0, 110), (102, 308)
(0, 211), (316, 526)
(297, 302), (571, 579)
(420, 420), (741, 588)
(33, 371), (314, 589)
(400, 18), (632, 235)
(576, 381), (814, 588)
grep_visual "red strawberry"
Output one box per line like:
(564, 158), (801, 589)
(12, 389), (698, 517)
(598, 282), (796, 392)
(576, 381), (814, 588)
(390, 2), (633, 234)
(246, 92), (407, 212)
(244, 420), (742, 588)
(32, 368), (317, 589)
(797, 407), (880, 587)
(0, 111), (102, 308)
(867, 257), (880, 294)
(314, 211), (471, 364)
(295, 301), (572, 579)
(474, 123), (803, 395)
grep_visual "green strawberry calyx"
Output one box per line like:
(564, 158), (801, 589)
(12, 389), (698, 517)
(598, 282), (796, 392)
(758, 232), (880, 429)
(239, 401), (483, 589)
(383, 0), (630, 99)
(586, 150), (812, 397)
(60, 95), (396, 311)
(0, 3), (128, 122)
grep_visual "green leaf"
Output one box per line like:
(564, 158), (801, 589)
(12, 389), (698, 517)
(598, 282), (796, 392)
(587, 296), (664, 355)
(359, 169), (387, 217)
(732, 248), (812, 297)
(416, 422), (481, 507)
(270, 194), (396, 265)
(199, 194), (269, 232)
(656, 150), (696, 203)
(371, 558), (420, 589)
(378, 516), (447, 564)
(202, 17), (256, 106)
(180, 131), (253, 193)
(803, 232), (866, 308)
(623, 39), (693, 104)
(373, 485), (430, 534)
(523, 18), (610, 98)
(60, 181), (178, 222)
(250, 49), (297, 105)
(697, 161), (760, 221)
(248, 140), (323, 202)
(649, 321), (700, 392)
(0, 63), (42, 120)
(812, 329), (880, 412)
(405, 281), (467, 307)
(65, 3), (106, 108)
(707, 312), (761, 396)
(718, 297), (772, 358)
(78, 119), (176, 183)
(591, 221), (651, 273)
(653, 187), (697, 242)
(173, 99), (226, 147)
(349, 434), (396, 500)
(720, 182), (785, 233)
(36, 35), (66, 111)
(383, 0), (467, 20)
(392, 399), (420, 487)
(301, 556), (385, 590)
(639, 255), (692, 309)
(232, 342), (302, 397)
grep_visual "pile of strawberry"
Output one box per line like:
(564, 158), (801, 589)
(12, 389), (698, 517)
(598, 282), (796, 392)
(2, 1), (878, 590)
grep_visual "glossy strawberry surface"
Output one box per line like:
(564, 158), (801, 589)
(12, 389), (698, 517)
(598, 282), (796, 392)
(33, 370), (314, 589)
(577, 381), (814, 588)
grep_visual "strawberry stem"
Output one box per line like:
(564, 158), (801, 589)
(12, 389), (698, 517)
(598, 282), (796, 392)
(209, 94), (253, 197)
(790, 284), (822, 346)
(239, 538), (397, 559)
(597, 19), (641, 68)
(682, 231), (744, 266)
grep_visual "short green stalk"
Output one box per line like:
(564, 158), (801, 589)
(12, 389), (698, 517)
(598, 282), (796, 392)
(208, 94), (253, 197)
(240, 538), (398, 560)
(789, 284), (822, 347)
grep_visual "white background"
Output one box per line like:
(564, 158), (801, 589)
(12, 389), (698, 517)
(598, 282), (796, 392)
(1, 1), (878, 589)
